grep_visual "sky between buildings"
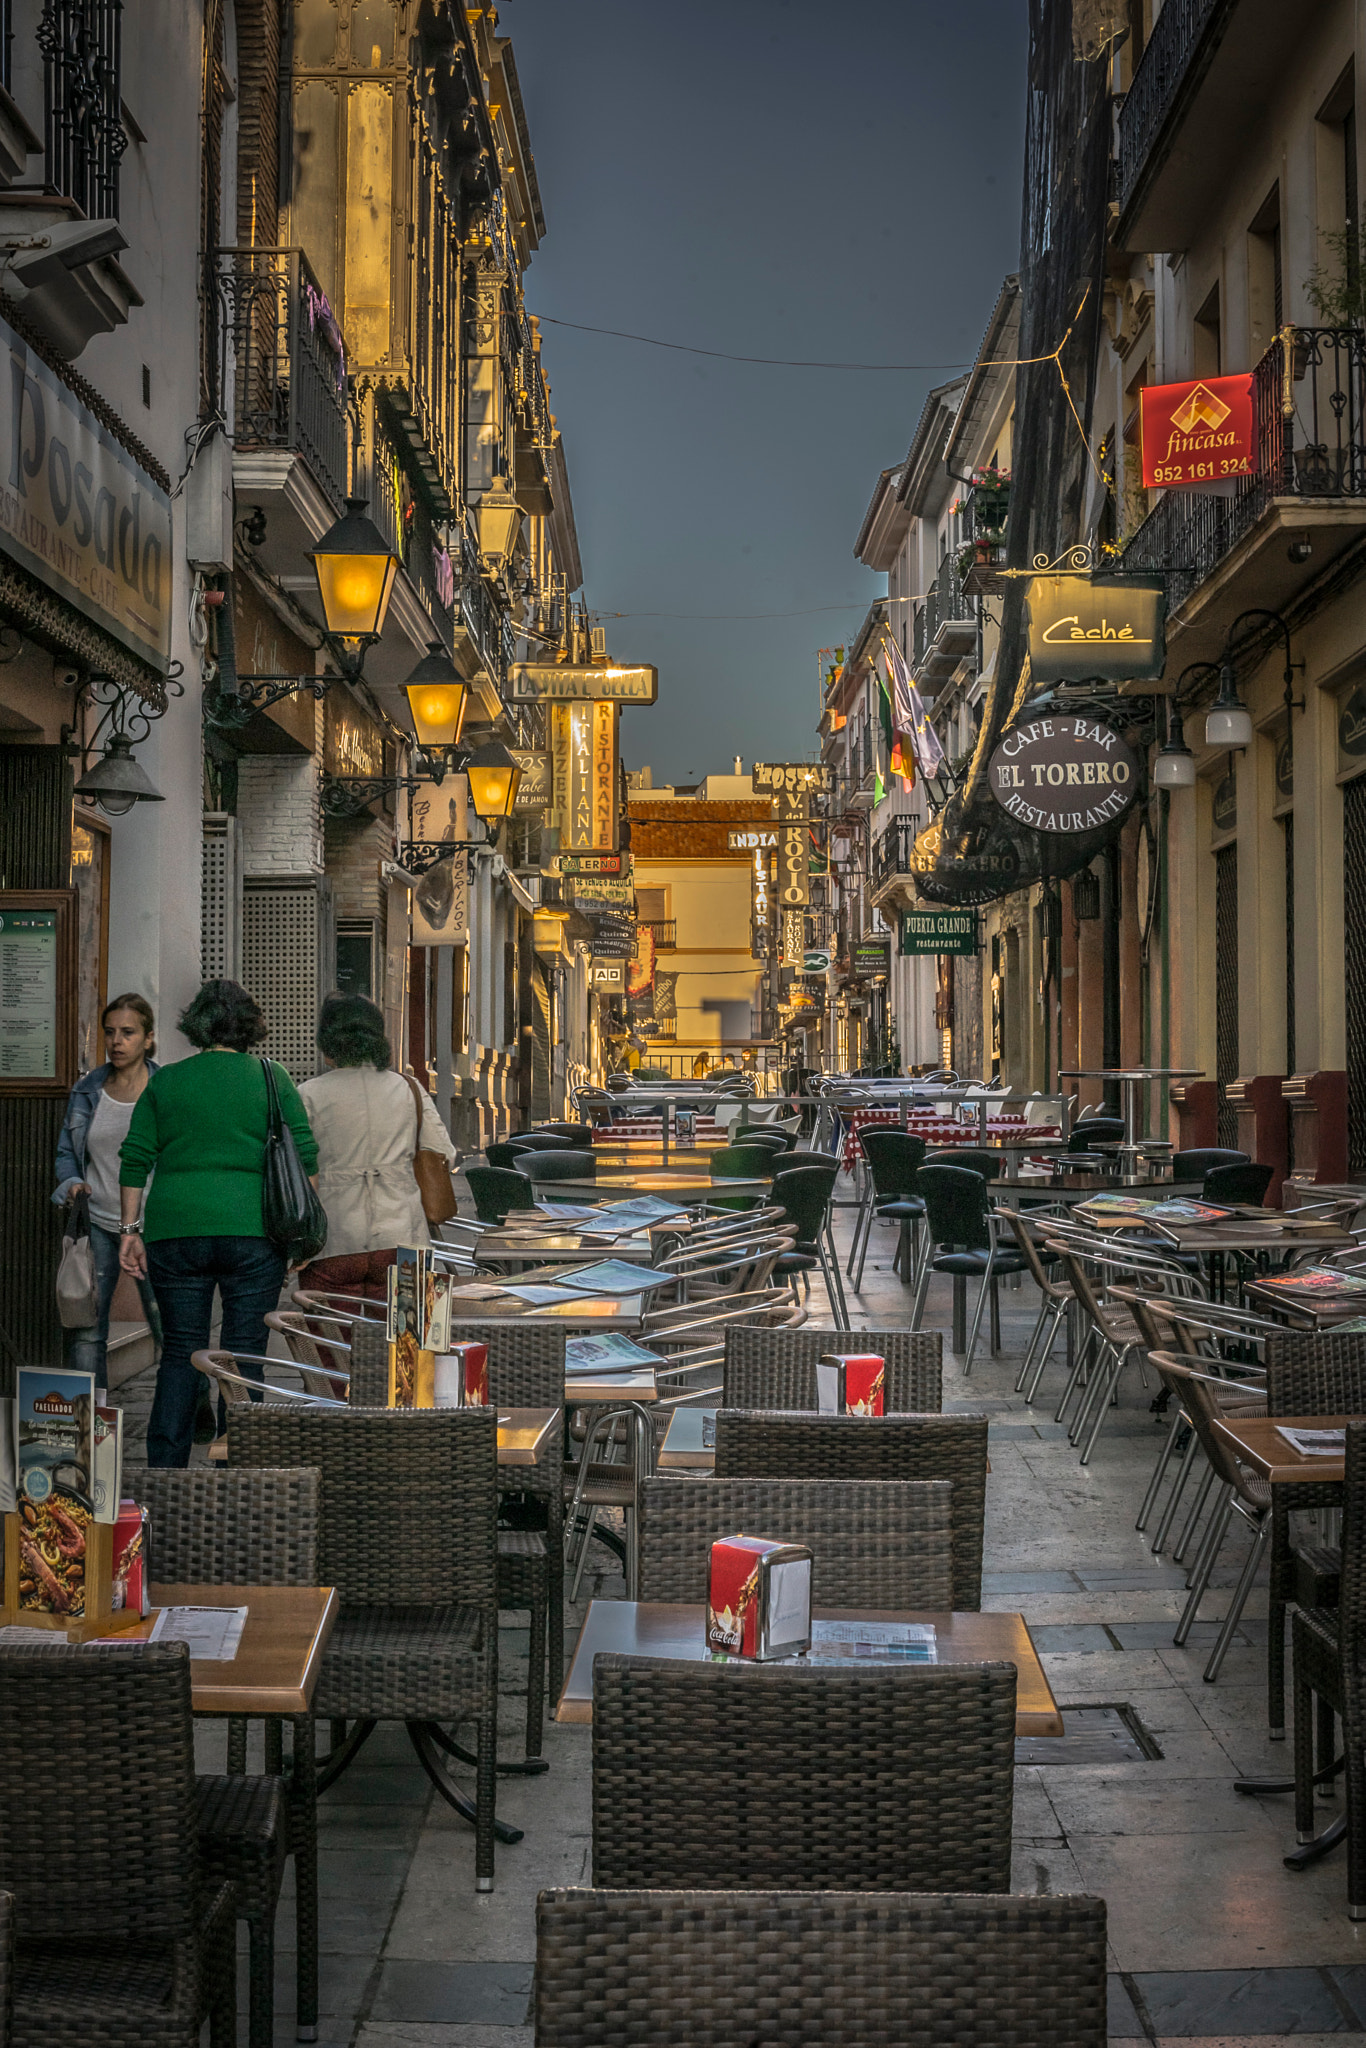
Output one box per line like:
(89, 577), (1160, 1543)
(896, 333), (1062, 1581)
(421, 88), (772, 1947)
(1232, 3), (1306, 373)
(508, 0), (1028, 783)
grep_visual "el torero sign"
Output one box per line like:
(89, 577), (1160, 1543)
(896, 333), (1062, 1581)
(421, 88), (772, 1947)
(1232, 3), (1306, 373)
(988, 714), (1139, 836)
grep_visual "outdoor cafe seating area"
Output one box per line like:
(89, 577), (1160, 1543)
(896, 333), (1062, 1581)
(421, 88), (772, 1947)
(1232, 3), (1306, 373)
(10, 1078), (1366, 2044)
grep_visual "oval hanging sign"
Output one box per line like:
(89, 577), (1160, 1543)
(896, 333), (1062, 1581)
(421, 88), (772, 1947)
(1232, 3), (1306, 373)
(988, 714), (1139, 836)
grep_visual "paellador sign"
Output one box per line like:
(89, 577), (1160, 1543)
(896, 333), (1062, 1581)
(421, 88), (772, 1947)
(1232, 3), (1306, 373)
(1025, 575), (1166, 685)
(1139, 374), (1255, 490)
(988, 714), (1139, 835)
(0, 313), (172, 671)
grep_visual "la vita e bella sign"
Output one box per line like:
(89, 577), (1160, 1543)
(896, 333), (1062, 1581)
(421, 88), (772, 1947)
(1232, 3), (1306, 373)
(1025, 576), (1166, 685)
(988, 714), (1139, 835)
(0, 313), (172, 670)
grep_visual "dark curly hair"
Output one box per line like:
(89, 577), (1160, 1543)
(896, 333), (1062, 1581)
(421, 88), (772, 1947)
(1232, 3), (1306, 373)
(179, 979), (268, 1052)
(317, 991), (390, 1070)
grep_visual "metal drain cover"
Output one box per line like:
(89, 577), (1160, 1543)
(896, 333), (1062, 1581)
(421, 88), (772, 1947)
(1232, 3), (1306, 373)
(1015, 1703), (1160, 1766)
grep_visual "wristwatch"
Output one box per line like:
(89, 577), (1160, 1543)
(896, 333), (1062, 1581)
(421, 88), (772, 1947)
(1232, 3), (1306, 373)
(120, 1223), (143, 1236)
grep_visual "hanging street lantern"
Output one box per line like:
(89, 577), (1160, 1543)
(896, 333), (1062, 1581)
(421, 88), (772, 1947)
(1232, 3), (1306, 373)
(1153, 705), (1196, 789)
(404, 642), (469, 769)
(465, 736), (523, 820)
(474, 476), (524, 573)
(1204, 662), (1253, 749)
(307, 497), (401, 676)
(73, 730), (165, 817)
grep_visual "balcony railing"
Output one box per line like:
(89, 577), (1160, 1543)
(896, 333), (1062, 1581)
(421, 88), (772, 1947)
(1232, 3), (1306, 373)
(39, 0), (126, 219)
(640, 920), (677, 950)
(913, 552), (974, 674)
(1119, 326), (1366, 612)
(873, 815), (919, 894)
(1117, 0), (1224, 219)
(211, 247), (351, 513)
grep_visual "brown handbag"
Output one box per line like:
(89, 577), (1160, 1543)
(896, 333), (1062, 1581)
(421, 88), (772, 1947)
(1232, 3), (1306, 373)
(403, 1072), (459, 1225)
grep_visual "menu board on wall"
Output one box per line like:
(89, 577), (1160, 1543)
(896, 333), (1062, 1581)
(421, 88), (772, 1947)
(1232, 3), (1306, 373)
(0, 892), (76, 1093)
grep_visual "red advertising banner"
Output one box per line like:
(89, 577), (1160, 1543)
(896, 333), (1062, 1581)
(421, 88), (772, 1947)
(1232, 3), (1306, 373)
(1140, 375), (1255, 489)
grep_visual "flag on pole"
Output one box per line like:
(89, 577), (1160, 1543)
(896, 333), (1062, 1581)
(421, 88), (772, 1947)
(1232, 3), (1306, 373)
(884, 634), (946, 779)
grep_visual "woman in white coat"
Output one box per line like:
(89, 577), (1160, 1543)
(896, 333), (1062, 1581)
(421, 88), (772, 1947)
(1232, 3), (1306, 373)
(297, 993), (458, 1303)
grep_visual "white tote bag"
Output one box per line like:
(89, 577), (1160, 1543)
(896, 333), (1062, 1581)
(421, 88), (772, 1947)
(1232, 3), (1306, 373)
(56, 1192), (100, 1329)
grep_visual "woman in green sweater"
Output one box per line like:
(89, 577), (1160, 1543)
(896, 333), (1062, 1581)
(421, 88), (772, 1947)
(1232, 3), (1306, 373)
(118, 979), (319, 1466)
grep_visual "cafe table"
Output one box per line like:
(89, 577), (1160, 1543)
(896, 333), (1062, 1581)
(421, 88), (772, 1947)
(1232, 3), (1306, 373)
(1213, 1413), (1350, 1485)
(1241, 1277), (1366, 1329)
(657, 1404), (716, 1470)
(1060, 1065), (1204, 1177)
(107, 1582), (337, 2043)
(473, 1228), (660, 1272)
(995, 1172), (1203, 1205)
(557, 1601), (1063, 1737)
(539, 1174), (772, 1202)
(447, 1289), (651, 1332)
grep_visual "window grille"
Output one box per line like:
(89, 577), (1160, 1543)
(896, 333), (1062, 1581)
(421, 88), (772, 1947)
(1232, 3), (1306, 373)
(1214, 843), (1239, 1148)
(1345, 776), (1366, 1175)
(201, 815), (242, 985)
(38, 0), (126, 220)
(242, 881), (327, 1083)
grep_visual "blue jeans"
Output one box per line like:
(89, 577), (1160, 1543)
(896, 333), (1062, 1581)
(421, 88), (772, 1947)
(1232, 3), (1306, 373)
(145, 1235), (286, 1467)
(65, 1220), (163, 1382)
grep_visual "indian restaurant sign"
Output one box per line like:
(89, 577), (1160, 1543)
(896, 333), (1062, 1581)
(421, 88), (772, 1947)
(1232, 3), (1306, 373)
(988, 713), (1139, 835)
(1025, 575), (1166, 685)
(0, 311), (173, 671)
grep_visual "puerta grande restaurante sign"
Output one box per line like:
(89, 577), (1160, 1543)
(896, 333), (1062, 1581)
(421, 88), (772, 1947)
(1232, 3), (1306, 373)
(1025, 575), (1166, 686)
(0, 313), (172, 670)
(988, 714), (1139, 836)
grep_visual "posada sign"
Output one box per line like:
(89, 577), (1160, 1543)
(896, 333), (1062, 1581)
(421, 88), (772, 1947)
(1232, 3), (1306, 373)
(988, 714), (1138, 836)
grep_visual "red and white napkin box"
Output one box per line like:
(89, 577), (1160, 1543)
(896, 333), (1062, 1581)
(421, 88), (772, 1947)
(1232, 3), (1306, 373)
(111, 1501), (149, 1616)
(706, 1534), (812, 1661)
(817, 1353), (885, 1417)
(433, 1341), (489, 1409)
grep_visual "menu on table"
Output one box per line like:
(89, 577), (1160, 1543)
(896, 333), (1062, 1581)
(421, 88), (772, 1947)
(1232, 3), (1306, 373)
(565, 1332), (661, 1375)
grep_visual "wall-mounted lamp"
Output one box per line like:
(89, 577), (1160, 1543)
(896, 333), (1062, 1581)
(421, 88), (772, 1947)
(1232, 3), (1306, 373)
(1205, 662), (1254, 749)
(1152, 705), (1196, 789)
(465, 736), (522, 820)
(67, 670), (183, 818)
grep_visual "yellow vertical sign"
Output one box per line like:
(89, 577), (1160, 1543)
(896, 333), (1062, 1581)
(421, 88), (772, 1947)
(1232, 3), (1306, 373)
(554, 700), (618, 850)
(592, 701), (618, 852)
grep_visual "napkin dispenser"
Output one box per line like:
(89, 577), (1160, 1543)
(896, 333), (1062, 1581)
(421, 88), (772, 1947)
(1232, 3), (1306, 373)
(817, 1352), (885, 1416)
(707, 1535), (813, 1660)
(433, 1341), (489, 1409)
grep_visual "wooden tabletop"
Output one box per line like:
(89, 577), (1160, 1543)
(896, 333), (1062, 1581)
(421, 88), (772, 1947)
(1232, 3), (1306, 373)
(657, 1405), (716, 1470)
(1213, 1414), (1349, 1484)
(496, 1407), (560, 1465)
(1241, 1279), (1366, 1328)
(546, 1176), (771, 1200)
(558, 1600), (1062, 1736)
(106, 1583), (339, 1715)
(564, 1368), (659, 1403)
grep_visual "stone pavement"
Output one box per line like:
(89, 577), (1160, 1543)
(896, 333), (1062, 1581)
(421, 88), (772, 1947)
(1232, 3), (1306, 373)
(108, 1199), (1366, 2043)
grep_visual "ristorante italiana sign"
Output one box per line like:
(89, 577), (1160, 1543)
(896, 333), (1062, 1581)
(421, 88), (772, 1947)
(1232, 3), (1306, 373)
(0, 312), (172, 670)
(988, 714), (1139, 835)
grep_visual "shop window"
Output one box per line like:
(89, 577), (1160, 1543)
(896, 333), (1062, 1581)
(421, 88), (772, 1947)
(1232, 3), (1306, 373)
(336, 919), (374, 999)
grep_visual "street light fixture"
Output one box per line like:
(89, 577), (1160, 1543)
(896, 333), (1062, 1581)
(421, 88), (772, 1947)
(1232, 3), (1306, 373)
(307, 496), (401, 679)
(473, 476), (523, 573)
(404, 642), (468, 766)
(73, 729), (165, 816)
(1205, 662), (1254, 749)
(1152, 705), (1196, 789)
(464, 737), (522, 820)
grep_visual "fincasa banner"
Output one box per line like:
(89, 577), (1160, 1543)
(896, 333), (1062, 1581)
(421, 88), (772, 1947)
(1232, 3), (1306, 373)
(1139, 374), (1254, 490)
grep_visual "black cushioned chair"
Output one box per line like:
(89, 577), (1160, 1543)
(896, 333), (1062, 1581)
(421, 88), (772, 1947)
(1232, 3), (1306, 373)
(849, 1128), (927, 1289)
(910, 1163), (1027, 1367)
(466, 1164), (536, 1223)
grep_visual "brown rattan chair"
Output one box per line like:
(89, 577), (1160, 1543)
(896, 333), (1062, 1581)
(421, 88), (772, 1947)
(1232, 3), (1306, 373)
(637, 1475), (953, 1608)
(226, 1404), (507, 1889)
(723, 1323), (943, 1412)
(591, 1655), (1016, 1890)
(0, 1890), (9, 2048)
(0, 1642), (236, 2048)
(534, 1887), (1109, 2048)
(714, 1408), (988, 1609)
(349, 1316), (566, 1743)
(128, 1466), (319, 2048)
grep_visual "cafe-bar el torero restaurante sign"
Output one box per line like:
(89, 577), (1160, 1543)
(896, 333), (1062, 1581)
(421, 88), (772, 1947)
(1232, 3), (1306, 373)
(988, 714), (1139, 836)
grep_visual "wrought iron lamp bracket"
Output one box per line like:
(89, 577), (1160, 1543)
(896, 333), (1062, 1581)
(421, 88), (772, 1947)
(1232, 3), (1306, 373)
(396, 836), (490, 875)
(64, 664), (185, 769)
(206, 673), (332, 730)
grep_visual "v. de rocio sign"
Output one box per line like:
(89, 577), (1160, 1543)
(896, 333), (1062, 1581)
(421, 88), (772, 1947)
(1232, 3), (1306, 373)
(988, 714), (1139, 835)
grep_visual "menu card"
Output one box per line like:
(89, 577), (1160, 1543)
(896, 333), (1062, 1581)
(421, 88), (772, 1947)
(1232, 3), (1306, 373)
(565, 1333), (660, 1374)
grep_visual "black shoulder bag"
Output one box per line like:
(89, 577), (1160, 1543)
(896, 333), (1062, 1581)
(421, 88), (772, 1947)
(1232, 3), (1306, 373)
(260, 1057), (328, 1266)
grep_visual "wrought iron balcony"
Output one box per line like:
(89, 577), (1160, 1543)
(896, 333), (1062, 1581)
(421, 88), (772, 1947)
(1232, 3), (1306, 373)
(873, 815), (919, 895)
(210, 247), (351, 513)
(1117, 0), (1224, 220)
(916, 552), (975, 678)
(1119, 326), (1366, 614)
(40, 0), (126, 219)
(639, 919), (677, 950)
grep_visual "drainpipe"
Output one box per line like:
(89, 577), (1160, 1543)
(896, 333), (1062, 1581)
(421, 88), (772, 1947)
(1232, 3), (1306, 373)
(1100, 839), (1122, 1112)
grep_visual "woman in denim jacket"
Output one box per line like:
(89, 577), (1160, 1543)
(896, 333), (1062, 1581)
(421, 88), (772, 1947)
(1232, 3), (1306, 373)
(54, 993), (162, 1378)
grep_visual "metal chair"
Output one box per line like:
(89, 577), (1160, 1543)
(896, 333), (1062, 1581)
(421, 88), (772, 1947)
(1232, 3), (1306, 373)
(723, 1323), (942, 1413)
(533, 1888), (1109, 2048)
(708, 1141), (779, 1212)
(590, 1656), (1016, 1891)
(637, 1474), (953, 1608)
(1000, 1209), (1076, 1404)
(910, 1165), (1026, 1369)
(466, 1164), (536, 1222)
(714, 1407), (988, 1609)
(0, 1641), (237, 2048)
(848, 1129), (927, 1290)
(1171, 1146), (1249, 1178)
(129, 1468), (319, 2048)
(227, 1405), (507, 1889)
(1044, 1243), (1151, 1463)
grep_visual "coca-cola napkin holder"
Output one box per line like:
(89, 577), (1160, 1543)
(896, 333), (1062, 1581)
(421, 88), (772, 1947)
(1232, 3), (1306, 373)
(817, 1352), (885, 1416)
(706, 1534), (812, 1660)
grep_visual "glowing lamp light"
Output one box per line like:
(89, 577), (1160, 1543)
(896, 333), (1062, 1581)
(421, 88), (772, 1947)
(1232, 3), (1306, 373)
(465, 737), (522, 819)
(1205, 662), (1253, 750)
(1153, 707), (1196, 789)
(308, 497), (400, 647)
(404, 643), (468, 750)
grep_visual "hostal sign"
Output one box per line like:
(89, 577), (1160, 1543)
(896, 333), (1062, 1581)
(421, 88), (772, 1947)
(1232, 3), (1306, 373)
(988, 714), (1138, 835)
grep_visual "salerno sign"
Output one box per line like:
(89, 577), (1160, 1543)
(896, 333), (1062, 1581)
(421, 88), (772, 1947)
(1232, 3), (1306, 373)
(0, 312), (172, 671)
(988, 714), (1139, 835)
(1025, 575), (1166, 685)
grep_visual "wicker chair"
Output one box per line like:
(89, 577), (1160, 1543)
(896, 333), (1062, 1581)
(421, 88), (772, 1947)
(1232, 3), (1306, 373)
(0, 1642), (236, 2048)
(723, 1323), (942, 1412)
(348, 1317), (565, 1742)
(128, 1467), (319, 2048)
(226, 1405), (506, 1889)
(1264, 1330), (1366, 1739)
(637, 1475), (953, 1608)
(714, 1408), (988, 1609)
(1282, 1419), (1366, 1914)
(0, 1890), (9, 2048)
(534, 1887), (1108, 2048)
(591, 1655), (1016, 1890)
